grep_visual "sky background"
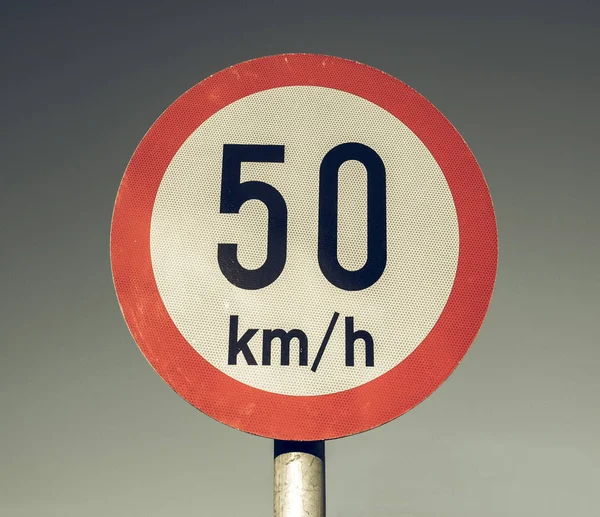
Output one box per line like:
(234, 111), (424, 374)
(1, 1), (598, 516)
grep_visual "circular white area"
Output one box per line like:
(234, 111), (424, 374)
(150, 86), (459, 395)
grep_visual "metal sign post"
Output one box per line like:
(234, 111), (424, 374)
(274, 441), (325, 517)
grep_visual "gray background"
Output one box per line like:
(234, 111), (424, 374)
(1, 1), (598, 516)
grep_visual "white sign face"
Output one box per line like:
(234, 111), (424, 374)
(111, 54), (497, 440)
(151, 86), (459, 395)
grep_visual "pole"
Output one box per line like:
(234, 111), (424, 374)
(274, 440), (325, 517)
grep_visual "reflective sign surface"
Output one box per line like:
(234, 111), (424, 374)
(111, 54), (497, 440)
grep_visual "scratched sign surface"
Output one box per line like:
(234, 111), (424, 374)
(110, 54), (497, 440)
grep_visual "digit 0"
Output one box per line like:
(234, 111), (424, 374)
(318, 143), (387, 291)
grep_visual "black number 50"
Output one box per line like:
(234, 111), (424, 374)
(218, 143), (387, 291)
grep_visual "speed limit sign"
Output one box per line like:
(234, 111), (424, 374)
(111, 54), (497, 440)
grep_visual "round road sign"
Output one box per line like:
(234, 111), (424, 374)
(111, 54), (497, 440)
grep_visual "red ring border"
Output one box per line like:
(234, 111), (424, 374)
(110, 54), (497, 440)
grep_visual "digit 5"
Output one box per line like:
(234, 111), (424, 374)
(218, 144), (287, 290)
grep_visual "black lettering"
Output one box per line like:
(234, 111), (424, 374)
(262, 328), (308, 366)
(228, 315), (258, 365)
(345, 316), (374, 367)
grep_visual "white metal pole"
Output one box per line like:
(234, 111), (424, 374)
(274, 441), (325, 517)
